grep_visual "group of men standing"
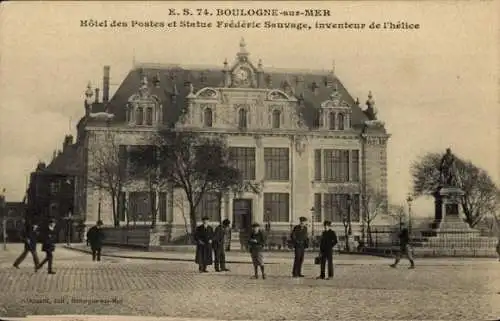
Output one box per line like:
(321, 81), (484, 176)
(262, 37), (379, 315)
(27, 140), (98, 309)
(194, 217), (232, 272)
(193, 215), (342, 279)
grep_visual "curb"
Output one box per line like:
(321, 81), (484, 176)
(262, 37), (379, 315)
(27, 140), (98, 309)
(63, 246), (388, 266)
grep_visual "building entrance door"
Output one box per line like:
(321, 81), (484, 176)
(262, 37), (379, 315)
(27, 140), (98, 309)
(232, 199), (253, 231)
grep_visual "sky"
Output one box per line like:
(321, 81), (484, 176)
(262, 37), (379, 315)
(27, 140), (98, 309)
(0, 1), (498, 218)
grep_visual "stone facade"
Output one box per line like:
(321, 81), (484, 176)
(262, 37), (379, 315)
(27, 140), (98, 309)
(77, 39), (390, 242)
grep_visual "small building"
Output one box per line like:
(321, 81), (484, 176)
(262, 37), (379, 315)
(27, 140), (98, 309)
(77, 39), (390, 243)
(26, 136), (82, 242)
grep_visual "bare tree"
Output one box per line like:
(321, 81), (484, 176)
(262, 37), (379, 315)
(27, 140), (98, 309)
(388, 204), (407, 230)
(87, 131), (127, 227)
(362, 187), (387, 246)
(412, 152), (499, 228)
(152, 130), (247, 236)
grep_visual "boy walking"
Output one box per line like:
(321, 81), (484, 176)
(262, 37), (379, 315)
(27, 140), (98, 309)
(390, 227), (415, 269)
(86, 220), (105, 261)
(248, 223), (266, 279)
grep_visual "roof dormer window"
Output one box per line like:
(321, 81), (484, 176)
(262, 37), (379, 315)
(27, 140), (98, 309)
(329, 112), (335, 130)
(127, 77), (162, 127)
(203, 108), (213, 128)
(238, 108), (248, 129)
(272, 109), (281, 129)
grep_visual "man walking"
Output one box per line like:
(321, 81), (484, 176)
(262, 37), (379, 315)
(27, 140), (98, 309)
(36, 219), (57, 274)
(86, 220), (105, 261)
(213, 219), (231, 272)
(390, 227), (415, 269)
(291, 216), (309, 278)
(13, 220), (40, 271)
(194, 216), (213, 273)
(316, 221), (338, 280)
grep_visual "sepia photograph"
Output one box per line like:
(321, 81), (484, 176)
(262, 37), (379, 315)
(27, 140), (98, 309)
(0, 1), (498, 320)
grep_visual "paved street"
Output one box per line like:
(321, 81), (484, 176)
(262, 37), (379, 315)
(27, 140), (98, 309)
(0, 244), (499, 320)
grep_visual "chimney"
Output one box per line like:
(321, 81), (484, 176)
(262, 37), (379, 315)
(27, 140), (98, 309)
(103, 65), (110, 103)
(95, 88), (100, 103)
(63, 135), (73, 152)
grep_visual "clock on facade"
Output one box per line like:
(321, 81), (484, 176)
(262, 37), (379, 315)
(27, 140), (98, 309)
(235, 68), (249, 81)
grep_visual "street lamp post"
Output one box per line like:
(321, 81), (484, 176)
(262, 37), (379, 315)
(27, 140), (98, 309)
(347, 195), (352, 235)
(0, 189), (6, 251)
(265, 209), (271, 232)
(310, 207), (315, 250)
(406, 195), (413, 234)
(65, 211), (72, 246)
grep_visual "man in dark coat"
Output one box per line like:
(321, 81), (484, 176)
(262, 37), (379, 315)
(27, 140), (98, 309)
(86, 220), (105, 261)
(317, 221), (338, 280)
(213, 219), (231, 272)
(13, 220), (40, 271)
(291, 216), (309, 277)
(194, 216), (213, 273)
(390, 227), (415, 269)
(36, 219), (57, 274)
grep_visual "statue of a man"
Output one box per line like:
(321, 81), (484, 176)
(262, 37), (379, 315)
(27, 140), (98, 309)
(439, 148), (458, 186)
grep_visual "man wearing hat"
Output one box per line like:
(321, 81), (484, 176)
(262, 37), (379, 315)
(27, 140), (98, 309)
(36, 219), (57, 274)
(290, 216), (309, 277)
(86, 220), (105, 262)
(212, 219), (231, 272)
(13, 218), (40, 271)
(317, 220), (338, 280)
(194, 216), (214, 273)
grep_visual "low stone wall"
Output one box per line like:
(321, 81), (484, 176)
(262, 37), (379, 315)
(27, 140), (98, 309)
(100, 226), (151, 248)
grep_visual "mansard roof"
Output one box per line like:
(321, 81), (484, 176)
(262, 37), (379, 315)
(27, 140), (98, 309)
(103, 63), (374, 130)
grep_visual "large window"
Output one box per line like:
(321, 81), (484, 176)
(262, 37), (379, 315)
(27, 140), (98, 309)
(197, 192), (220, 222)
(351, 150), (360, 182)
(238, 108), (248, 129)
(127, 145), (157, 177)
(129, 191), (153, 222)
(322, 194), (360, 223)
(264, 193), (290, 222)
(229, 147), (256, 180)
(264, 148), (289, 181)
(314, 149), (322, 181)
(314, 193), (322, 222)
(272, 109), (281, 129)
(203, 108), (213, 128)
(324, 149), (349, 182)
(158, 192), (167, 222)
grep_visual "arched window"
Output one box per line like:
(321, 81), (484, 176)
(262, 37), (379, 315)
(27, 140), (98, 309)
(204, 108), (213, 127)
(145, 107), (153, 126)
(136, 107), (144, 125)
(126, 107), (132, 123)
(238, 108), (247, 129)
(312, 110), (321, 129)
(272, 109), (281, 129)
(329, 112), (336, 130)
(337, 113), (345, 130)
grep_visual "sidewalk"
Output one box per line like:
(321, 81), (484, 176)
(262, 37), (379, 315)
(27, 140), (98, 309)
(4, 316), (255, 321)
(64, 243), (499, 266)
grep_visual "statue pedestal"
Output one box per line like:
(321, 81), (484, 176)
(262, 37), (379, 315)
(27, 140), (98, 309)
(435, 187), (478, 235)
